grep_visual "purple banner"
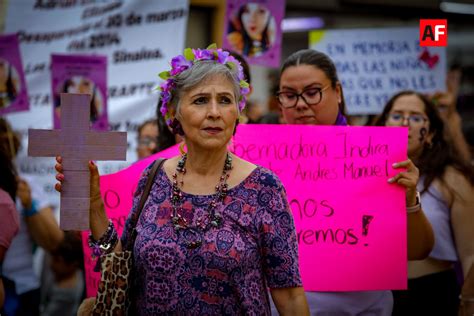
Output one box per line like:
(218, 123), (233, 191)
(0, 34), (29, 115)
(51, 54), (108, 131)
(223, 0), (285, 68)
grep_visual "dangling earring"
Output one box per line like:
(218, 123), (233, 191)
(179, 142), (187, 155)
(170, 118), (185, 136)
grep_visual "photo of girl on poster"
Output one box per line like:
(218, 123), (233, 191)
(53, 76), (104, 126)
(0, 58), (21, 109)
(227, 3), (276, 58)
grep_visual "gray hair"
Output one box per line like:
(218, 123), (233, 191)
(170, 60), (242, 116)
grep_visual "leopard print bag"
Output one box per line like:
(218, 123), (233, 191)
(92, 251), (133, 315)
(92, 159), (164, 315)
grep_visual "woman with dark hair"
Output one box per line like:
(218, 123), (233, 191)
(376, 90), (474, 316)
(276, 49), (434, 315)
(227, 3), (274, 57)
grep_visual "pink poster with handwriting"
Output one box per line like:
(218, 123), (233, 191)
(83, 124), (408, 296)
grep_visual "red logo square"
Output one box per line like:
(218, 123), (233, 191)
(420, 19), (448, 47)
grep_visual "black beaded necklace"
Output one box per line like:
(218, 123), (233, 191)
(170, 152), (232, 249)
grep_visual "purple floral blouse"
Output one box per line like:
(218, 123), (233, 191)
(121, 163), (302, 315)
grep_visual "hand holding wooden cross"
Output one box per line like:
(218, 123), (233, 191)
(28, 93), (127, 230)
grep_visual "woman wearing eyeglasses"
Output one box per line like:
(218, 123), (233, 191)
(275, 49), (434, 315)
(376, 91), (474, 316)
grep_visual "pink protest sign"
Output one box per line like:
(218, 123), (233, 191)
(0, 34), (29, 115)
(232, 124), (408, 291)
(51, 54), (109, 131)
(223, 0), (285, 68)
(28, 93), (127, 231)
(83, 124), (408, 296)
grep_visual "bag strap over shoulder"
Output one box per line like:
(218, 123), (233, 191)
(137, 158), (165, 215)
(128, 158), (166, 248)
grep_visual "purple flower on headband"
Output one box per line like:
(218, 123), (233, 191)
(226, 55), (236, 64)
(216, 49), (230, 63)
(170, 55), (192, 75)
(160, 94), (170, 117)
(241, 87), (250, 95)
(237, 70), (244, 81)
(239, 100), (246, 112)
(160, 80), (174, 92)
(193, 49), (213, 60)
(160, 105), (167, 117)
(237, 65), (245, 81)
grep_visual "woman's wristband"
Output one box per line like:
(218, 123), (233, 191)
(22, 200), (39, 217)
(407, 191), (421, 214)
(406, 204), (421, 213)
(88, 220), (119, 260)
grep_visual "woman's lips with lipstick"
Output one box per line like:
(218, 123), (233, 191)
(202, 127), (223, 134)
(297, 116), (315, 123)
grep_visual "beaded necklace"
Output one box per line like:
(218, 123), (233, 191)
(170, 152), (232, 249)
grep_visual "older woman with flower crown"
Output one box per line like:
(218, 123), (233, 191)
(54, 45), (309, 315)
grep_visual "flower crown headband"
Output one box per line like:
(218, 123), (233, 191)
(158, 44), (250, 127)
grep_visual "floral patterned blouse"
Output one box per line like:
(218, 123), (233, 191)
(121, 163), (302, 315)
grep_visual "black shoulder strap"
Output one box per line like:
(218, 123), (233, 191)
(128, 158), (166, 248)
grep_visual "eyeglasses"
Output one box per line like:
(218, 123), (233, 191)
(386, 113), (428, 126)
(138, 137), (156, 147)
(276, 85), (330, 109)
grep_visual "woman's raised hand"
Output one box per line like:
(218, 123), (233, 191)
(388, 159), (419, 207)
(55, 156), (109, 240)
(54, 156), (101, 201)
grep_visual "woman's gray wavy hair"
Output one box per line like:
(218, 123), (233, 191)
(169, 60), (242, 116)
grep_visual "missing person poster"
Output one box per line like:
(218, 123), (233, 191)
(223, 0), (285, 68)
(0, 33), (29, 115)
(51, 54), (108, 131)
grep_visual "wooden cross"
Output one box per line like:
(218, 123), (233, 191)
(28, 93), (127, 231)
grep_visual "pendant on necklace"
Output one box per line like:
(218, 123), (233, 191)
(187, 240), (202, 249)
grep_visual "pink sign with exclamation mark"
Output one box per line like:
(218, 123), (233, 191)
(362, 215), (374, 246)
